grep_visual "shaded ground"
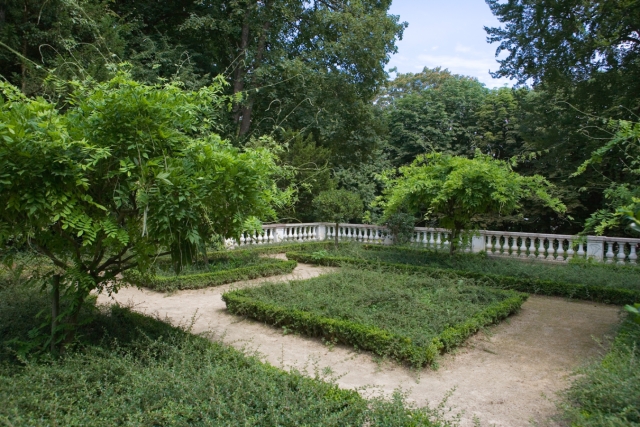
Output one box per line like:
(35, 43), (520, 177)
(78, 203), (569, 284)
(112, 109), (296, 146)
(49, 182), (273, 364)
(97, 260), (622, 427)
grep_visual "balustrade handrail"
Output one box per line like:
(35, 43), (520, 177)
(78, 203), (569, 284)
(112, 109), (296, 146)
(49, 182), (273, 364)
(231, 222), (640, 265)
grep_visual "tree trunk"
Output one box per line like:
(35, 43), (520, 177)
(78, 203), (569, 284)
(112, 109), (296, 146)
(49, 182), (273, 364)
(334, 222), (339, 249)
(238, 19), (271, 137)
(51, 274), (60, 353)
(21, 1), (28, 93)
(449, 229), (458, 255)
(232, 10), (251, 129)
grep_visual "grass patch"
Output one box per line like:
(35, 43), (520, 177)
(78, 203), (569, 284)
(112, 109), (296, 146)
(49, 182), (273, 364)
(559, 315), (640, 426)
(223, 268), (527, 366)
(0, 281), (461, 427)
(287, 247), (640, 305)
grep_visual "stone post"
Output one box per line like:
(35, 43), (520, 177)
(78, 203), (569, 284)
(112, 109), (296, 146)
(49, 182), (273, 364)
(273, 226), (286, 243)
(316, 224), (327, 241)
(471, 232), (486, 253)
(586, 236), (605, 262)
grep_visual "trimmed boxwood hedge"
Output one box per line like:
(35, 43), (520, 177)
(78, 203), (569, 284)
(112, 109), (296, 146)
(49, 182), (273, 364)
(208, 241), (333, 257)
(286, 251), (640, 305)
(223, 285), (526, 367)
(129, 260), (297, 292)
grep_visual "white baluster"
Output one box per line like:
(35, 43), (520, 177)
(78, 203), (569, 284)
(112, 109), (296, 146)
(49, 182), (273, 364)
(629, 244), (638, 264)
(510, 236), (518, 257)
(519, 237), (528, 258)
(546, 239), (557, 260)
(555, 239), (565, 262)
(485, 236), (493, 254)
(616, 241), (627, 264)
(498, 235), (506, 255)
(435, 233), (442, 250)
(605, 241), (615, 264)
(536, 239), (546, 259)
(566, 239), (574, 261)
(428, 232), (435, 249)
(339, 226), (344, 242)
(576, 241), (585, 259)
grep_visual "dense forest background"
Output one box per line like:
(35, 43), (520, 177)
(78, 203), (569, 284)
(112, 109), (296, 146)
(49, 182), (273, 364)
(1, 0), (638, 236)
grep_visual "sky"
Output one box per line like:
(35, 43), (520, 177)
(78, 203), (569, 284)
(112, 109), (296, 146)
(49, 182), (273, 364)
(386, 0), (513, 88)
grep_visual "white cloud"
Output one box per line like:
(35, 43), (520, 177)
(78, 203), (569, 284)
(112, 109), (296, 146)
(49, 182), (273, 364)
(454, 44), (471, 53)
(414, 54), (512, 88)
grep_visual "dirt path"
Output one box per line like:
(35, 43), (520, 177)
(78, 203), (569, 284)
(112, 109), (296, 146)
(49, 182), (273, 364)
(97, 262), (621, 427)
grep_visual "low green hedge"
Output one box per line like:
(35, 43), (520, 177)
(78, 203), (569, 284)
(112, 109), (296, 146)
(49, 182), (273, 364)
(210, 241), (333, 257)
(129, 260), (297, 292)
(223, 285), (526, 367)
(286, 251), (640, 305)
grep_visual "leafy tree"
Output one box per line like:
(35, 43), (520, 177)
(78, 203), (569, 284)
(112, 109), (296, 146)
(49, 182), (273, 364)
(485, 0), (640, 85)
(0, 0), (126, 94)
(380, 152), (566, 254)
(473, 87), (528, 160)
(485, 0), (640, 234)
(274, 131), (335, 222)
(313, 189), (363, 247)
(573, 119), (640, 235)
(0, 72), (284, 351)
(383, 69), (488, 165)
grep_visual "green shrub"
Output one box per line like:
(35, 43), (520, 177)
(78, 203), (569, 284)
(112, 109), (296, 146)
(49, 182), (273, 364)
(223, 268), (527, 366)
(360, 244), (640, 291)
(0, 281), (459, 426)
(129, 260), (298, 292)
(286, 250), (640, 305)
(560, 315), (640, 426)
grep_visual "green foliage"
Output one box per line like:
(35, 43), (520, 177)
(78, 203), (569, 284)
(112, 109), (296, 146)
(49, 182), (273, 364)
(0, 0), (125, 94)
(0, 72), (285, 348)
(313, 189), (364, 225)
(129, 259), (297, 292)
(574, 119), (640, 235)
(380, 152), (565, 252)
(625, 303), (640, 325)
(486, 0), (640, 85)
(276, 131), (336, 222)
(0, 283), (457, 426)
(286, 249), (640, 305)
(560, 315), (640, 426)
(382, 69), (488, 164)
(383, 213), (416, 245)
(224, 268), (526, 366)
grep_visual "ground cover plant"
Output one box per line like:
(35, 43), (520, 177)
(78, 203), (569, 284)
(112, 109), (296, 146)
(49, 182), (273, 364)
(286, 244), (640, 304)
(223, 268), (527, 366)
(0, 279), (461, 427)
(130, 254), (297, 292)
(559, 314), (640, 426)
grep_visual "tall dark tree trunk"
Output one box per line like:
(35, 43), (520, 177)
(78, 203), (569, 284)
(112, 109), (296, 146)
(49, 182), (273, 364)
(21, 1), (28, 93)
(334, 222), (339, 249)
(449, 228), (458, 255)
(232, 9), (251, 130)
(238, 19), (271, 136)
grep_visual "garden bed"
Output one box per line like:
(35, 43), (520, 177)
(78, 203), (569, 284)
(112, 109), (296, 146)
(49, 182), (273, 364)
(0, 282), (448, 426)
(129, 255), (297, 292)
(286, 247), (640, 305)
(223, 268), (527, 366)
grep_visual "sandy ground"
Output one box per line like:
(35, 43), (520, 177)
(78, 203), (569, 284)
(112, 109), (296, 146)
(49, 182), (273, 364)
(97, 261), (622, 427)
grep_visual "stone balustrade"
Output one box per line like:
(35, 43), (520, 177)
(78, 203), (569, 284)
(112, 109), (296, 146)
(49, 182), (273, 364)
(229, 223), (640, 265)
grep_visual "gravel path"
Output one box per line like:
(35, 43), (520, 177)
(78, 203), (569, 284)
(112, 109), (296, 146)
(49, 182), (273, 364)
(97, 261), (621, 427)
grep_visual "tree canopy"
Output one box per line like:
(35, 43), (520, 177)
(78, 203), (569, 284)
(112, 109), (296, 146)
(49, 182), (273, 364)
(380, 152), (566, 253)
